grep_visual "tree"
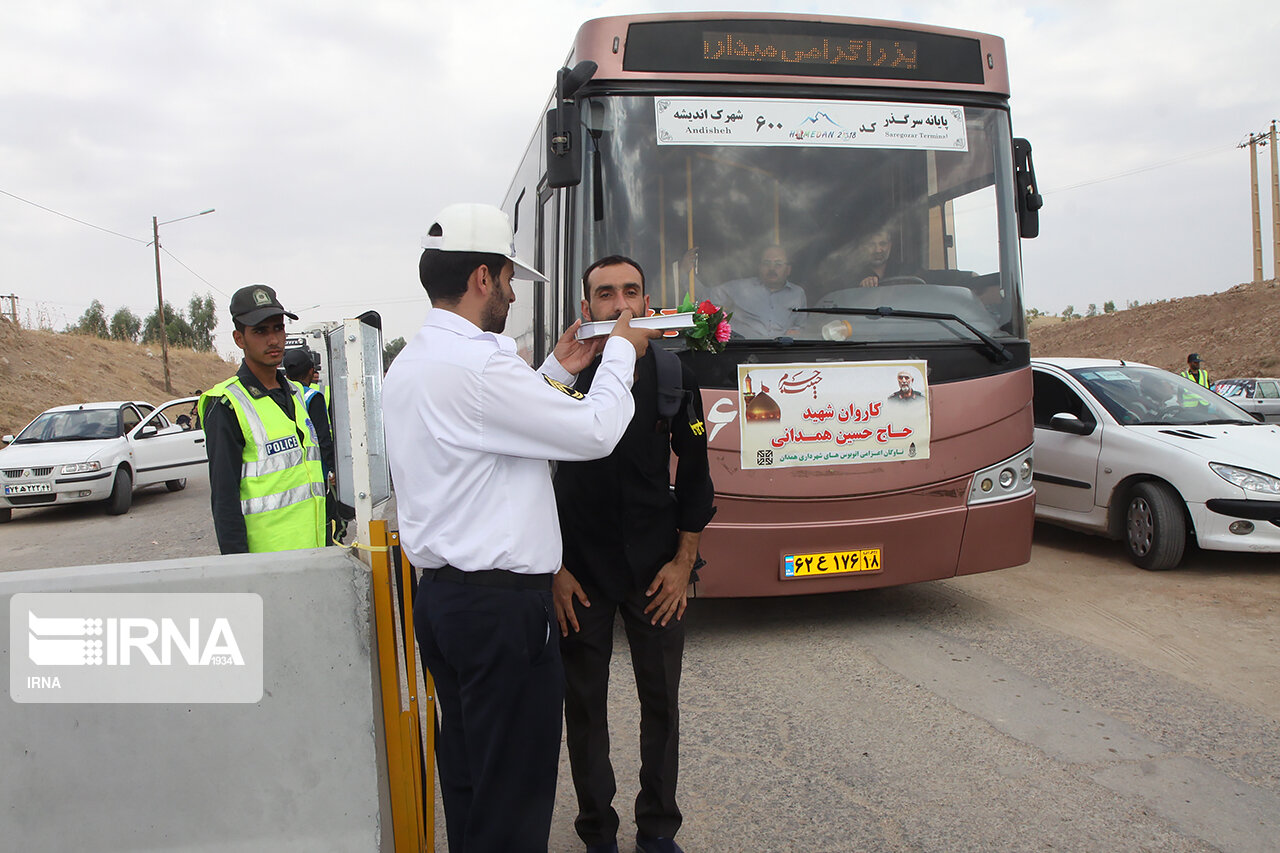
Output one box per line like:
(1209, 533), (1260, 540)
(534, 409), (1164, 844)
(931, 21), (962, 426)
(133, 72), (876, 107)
(1062, 305), (1079, 320)
(72, 299), (109, 338)
(383, 336), (407, 370)
(1085, 303), (1098, 318)
(142, 301), (195, 348)
(187, 293), (217, 352)
(1126, 299), (1141, 310)
(1103, 300), (1116, 314)
(109, 307), (142, 342)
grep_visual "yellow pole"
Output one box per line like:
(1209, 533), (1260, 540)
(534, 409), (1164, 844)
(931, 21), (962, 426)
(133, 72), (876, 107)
(394, 531), (433, 852)
(659, 174), (667, 307)
(686, 157), (695, 299)
(370, 520), (426, 852)
(774, 182), (780, 244)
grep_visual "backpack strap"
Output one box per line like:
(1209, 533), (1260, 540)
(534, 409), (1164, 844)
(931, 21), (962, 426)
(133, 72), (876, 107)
(652, 347), (684, 421)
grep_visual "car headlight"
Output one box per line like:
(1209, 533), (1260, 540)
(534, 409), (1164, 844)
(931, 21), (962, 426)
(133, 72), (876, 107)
(1209, 463), (1280, 495)
(60, 461), (102, 475)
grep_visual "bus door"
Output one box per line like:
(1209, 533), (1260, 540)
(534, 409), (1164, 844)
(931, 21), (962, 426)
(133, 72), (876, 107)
(535, 183), (562, 364)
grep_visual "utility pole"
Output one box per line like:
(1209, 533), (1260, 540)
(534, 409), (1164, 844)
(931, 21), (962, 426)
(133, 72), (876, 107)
(1271, 120), (1279, 281)
(152, 216), (172, 394)
(1247, 132), (1264, 283)
(150, 208), (214, 395)
(0, 294), (17, 326)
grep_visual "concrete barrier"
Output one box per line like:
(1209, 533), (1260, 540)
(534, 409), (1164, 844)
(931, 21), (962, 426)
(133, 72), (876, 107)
(1, 548), (389, 853)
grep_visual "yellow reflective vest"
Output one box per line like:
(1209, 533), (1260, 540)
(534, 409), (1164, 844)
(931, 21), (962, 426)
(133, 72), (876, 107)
(1180, 368), (1209, 388)
(199, 378), (326, 552)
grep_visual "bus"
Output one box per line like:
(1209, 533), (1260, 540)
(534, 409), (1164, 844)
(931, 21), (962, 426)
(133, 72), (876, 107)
(502, 13), (1042, 597)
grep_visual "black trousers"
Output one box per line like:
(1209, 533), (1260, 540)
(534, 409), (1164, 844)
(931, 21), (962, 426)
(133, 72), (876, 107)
(415, 576), (562, 853)
(561, 582), (685, 846)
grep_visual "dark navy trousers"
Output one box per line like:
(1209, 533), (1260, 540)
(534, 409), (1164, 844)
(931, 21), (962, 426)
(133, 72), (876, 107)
(415, 576), (563, 853)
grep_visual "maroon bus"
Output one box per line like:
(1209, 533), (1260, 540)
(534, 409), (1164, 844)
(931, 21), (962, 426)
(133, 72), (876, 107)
(503, 12), (1042, 596)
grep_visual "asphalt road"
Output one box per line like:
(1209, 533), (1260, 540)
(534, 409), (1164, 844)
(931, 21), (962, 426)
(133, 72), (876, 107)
(2, 473), (1277, 851)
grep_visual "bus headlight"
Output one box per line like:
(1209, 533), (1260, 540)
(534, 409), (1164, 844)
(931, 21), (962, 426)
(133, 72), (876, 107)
(968, 447), (1034, 505)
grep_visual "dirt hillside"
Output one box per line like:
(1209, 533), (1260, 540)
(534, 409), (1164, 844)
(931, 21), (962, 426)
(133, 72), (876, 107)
(2, 278), (1277, 436)
(0, 318), (238, 437)
(1028, 277), (1280, 378)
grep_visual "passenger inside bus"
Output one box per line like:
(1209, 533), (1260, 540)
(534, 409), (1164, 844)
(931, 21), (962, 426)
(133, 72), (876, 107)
(676, 244), (808, 338)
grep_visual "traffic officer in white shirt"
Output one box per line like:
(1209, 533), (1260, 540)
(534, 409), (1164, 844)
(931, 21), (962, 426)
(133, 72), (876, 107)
(383, 203), (659, 853)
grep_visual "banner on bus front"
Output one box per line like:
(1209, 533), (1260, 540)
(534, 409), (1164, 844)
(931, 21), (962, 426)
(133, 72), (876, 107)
(737, 360), (930, 470)
(655, 97), (967, 151)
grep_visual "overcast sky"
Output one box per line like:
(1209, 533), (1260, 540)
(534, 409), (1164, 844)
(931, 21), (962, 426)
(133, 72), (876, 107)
(2, 0), (1277, 361)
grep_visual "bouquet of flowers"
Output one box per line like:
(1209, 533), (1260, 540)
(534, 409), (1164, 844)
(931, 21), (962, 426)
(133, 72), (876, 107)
(676, 295), (733, 353)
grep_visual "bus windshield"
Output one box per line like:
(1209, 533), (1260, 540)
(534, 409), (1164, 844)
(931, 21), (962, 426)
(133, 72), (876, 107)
(572, 95), (1023, 349)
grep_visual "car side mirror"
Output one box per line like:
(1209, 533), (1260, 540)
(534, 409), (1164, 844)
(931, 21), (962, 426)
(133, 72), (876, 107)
(138, 424), (159, 438)
(1, 435), (13, 445)
(1049, 412), (1093, 435)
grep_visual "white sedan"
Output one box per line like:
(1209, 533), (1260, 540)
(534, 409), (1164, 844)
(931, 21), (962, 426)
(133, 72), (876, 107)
(1032, 358), (1280, 570)
(0, 397), (206, 522)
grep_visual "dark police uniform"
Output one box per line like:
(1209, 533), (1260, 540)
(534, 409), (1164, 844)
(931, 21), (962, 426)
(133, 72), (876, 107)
(554, 349), (715, 849)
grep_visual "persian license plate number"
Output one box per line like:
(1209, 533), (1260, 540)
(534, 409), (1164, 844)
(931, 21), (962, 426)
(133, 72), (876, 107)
(5, 483), (52, 495)
(784, 549), (882, 578)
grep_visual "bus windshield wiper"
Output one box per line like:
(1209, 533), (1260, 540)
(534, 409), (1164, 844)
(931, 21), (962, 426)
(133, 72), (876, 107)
(794, 306), (1013, 363)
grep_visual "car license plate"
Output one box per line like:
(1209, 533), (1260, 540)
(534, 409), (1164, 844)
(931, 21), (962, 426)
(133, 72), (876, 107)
(5, 483), (52, 495)
(784, 549), (882, 578)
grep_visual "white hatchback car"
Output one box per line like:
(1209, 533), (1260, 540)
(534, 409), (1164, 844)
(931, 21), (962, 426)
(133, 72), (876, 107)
(1032, 358), (1280, 570)
(0, 397), (206, 522)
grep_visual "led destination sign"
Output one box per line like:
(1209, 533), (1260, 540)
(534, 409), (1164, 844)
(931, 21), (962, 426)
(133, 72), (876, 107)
(703, 31), (918, 71)
(624, 20), (985, 84)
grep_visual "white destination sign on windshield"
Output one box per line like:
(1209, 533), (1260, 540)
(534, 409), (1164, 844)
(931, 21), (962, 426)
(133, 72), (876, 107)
(655, 98), (966, 151)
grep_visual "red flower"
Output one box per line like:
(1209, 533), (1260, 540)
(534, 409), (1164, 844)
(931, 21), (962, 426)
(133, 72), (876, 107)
(715, 321), (732, 343)
(698, 300), (718, 316)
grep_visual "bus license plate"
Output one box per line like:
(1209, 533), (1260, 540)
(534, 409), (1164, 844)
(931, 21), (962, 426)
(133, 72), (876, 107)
(784, 549), (882, 578)
(5, 483), (52, 495)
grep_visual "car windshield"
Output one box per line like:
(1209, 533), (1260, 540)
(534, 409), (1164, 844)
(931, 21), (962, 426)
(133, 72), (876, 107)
(574, 95), (1024, 345)
(1070, 366), (1254, 425)
(13, 409), (122, 443)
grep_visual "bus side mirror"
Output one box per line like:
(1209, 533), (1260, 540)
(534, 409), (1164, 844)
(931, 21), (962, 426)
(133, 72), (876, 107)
(545, 61), (597, 189)
(546, 102), (582, 188)
(1013, 138), (1043, 239)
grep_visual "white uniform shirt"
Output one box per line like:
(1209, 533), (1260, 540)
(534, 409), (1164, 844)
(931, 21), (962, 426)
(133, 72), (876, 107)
(383, 308), (637, 575)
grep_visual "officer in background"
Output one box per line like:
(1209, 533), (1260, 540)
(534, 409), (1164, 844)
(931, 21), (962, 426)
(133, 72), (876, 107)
(283, 347), (337, 544)
(199, 285), (325, 554)
(1181, 353), (1210, 387)
(382, 203), (659, 853)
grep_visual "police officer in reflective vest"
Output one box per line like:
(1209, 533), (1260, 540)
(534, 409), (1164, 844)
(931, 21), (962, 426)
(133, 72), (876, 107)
(200, 285), (325, 554)
(1181, 352), (1210, 388)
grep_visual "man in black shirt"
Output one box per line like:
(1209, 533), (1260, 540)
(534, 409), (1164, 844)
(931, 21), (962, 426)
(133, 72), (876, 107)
(553, 256), (715, 853)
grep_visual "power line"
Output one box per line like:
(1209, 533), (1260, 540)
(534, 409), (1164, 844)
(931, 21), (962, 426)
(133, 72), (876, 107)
(161, 247), (230, 299)
(0, 187), (148, 243)
(1043, 143), (1233, 195)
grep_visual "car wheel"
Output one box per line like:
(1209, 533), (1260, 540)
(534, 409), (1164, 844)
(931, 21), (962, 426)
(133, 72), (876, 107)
(165, 478), (187, 492)
(106, 468), (133, 516)
(1124, 481), (1186, 571)
(0, 507), (11, 523)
